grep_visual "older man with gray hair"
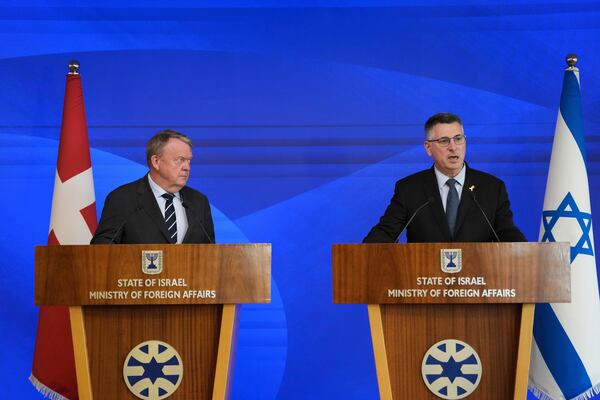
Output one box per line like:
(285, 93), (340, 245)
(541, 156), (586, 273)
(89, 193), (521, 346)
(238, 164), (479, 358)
(92, 129), (215, 244)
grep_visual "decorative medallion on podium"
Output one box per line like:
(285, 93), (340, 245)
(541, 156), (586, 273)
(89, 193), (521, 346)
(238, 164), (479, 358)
(123, 340), (183, 400)
(440, 249), (462, 273)
(142, 250), (163, 274)
(421, 339), (482, 399)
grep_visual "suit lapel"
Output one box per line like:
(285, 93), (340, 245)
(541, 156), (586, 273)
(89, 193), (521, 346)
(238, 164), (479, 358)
(137, 176), (171, 243)
(454, 166), (476, 237)
(180, 188), (194, 244)
(423, 167), (452, 241)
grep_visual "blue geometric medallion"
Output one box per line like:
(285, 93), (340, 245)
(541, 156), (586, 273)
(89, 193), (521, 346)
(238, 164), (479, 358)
(123, 340), (183, 400)
(421, 339), (482, 399)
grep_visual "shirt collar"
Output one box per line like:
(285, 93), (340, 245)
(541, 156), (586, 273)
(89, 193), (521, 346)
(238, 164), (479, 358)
(147, 174), (181, 200)
(434, 164), (466, 190)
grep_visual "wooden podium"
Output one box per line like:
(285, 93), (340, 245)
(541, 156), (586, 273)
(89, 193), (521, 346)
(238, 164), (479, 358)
(333, 243), (570, 399)
(35, 244), (271, 400)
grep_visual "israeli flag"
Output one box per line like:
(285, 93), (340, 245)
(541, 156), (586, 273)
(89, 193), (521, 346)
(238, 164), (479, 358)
(529, 62), (600, 399)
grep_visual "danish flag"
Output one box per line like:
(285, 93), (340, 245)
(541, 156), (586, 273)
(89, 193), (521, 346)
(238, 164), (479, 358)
(30, 65), (97, 400)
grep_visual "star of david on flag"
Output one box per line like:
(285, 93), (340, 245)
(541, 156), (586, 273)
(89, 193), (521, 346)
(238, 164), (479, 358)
(542, 192), (593, 263)
(529, 57), (600, 400)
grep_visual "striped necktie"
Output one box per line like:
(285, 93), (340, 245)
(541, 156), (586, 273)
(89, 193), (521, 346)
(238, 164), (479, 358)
(162, 193), (177, 243)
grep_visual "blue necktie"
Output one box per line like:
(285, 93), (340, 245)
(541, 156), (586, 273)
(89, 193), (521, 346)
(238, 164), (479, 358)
(446, 178), (459, 236)
(162, 193), (177, 243)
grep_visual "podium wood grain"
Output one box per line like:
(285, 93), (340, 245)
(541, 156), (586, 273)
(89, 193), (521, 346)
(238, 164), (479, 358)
(333, 243), (570, 400)
(35, 244), (271, 305)
(35, 244), (271, 400)
(84, 305), (221, 399)
(378, 304), (519, 399)
(333, 243), (570, 304)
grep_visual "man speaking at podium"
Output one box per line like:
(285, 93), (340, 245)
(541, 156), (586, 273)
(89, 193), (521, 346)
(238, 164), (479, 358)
(363, 112), (526, 243)
(91, 130), (215, 244)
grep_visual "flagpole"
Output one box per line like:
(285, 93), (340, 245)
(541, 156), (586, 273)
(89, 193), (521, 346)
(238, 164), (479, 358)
(31, 60), (98, 400)
(529, 54), (600, 400)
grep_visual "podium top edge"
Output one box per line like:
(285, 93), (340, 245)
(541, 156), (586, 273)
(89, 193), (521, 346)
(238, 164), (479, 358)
(35, 243), (272, 248)
(331, 242), (569, 246)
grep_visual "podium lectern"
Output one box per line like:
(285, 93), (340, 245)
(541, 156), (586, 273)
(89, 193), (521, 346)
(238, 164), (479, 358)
(35, 244), (271, 400)
(333, 243), (570, 400)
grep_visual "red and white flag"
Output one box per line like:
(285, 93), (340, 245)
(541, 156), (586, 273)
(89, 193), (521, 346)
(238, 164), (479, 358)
(30, 64), (97, 400)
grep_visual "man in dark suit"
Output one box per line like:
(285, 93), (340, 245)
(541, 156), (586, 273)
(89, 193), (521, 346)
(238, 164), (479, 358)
(91, 130), (215, 244)
(364, 112), (526, 243)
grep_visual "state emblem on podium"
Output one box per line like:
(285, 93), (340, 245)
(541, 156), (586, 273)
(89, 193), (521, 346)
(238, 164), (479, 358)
(142, 250), (163, 275)
(441, 249), (462, 273)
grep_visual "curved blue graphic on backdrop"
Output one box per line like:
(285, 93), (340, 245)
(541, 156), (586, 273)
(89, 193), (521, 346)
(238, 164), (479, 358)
(0, 2), (598, 399)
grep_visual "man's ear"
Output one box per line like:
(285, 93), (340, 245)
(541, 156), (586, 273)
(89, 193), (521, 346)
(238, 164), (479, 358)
(150, 154), (160, 170)
(424, 141), (432, 157)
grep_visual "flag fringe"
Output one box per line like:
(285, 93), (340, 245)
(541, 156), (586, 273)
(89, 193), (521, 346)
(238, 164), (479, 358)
(528, 383), (562, 400)
(29, 374), (71, 400)
(528, 382), (600, 400)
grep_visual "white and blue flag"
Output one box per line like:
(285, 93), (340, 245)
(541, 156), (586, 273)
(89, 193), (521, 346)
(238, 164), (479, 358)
(529, 61), (600, 399)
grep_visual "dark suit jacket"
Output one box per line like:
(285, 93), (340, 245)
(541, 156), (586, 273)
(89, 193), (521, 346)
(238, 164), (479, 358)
(363, 165), (526, 243)
(91, 175), (215, 244)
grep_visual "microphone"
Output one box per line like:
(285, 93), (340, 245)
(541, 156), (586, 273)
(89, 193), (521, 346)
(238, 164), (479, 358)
(109, 204), (144, 244)
(468, 186), (501, 242)
(395, 196), (434, 243)
(181, 200), (214, 244)
(109, 220), (127, 244)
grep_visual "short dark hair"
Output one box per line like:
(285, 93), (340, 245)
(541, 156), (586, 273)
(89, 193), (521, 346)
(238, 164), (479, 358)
(424, 113), (463, 139)
(146, 129), (193, 166)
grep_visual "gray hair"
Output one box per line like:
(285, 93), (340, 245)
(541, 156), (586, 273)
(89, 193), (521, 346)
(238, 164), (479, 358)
(146, 130), (193, 167)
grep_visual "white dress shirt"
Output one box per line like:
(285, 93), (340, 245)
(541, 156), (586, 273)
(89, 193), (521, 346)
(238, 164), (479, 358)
(434, 165), (466, 212)
(147, 175), (189, 244)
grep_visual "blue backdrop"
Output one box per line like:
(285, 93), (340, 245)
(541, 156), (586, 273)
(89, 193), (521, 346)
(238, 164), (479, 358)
(1, 1), (599, 398)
